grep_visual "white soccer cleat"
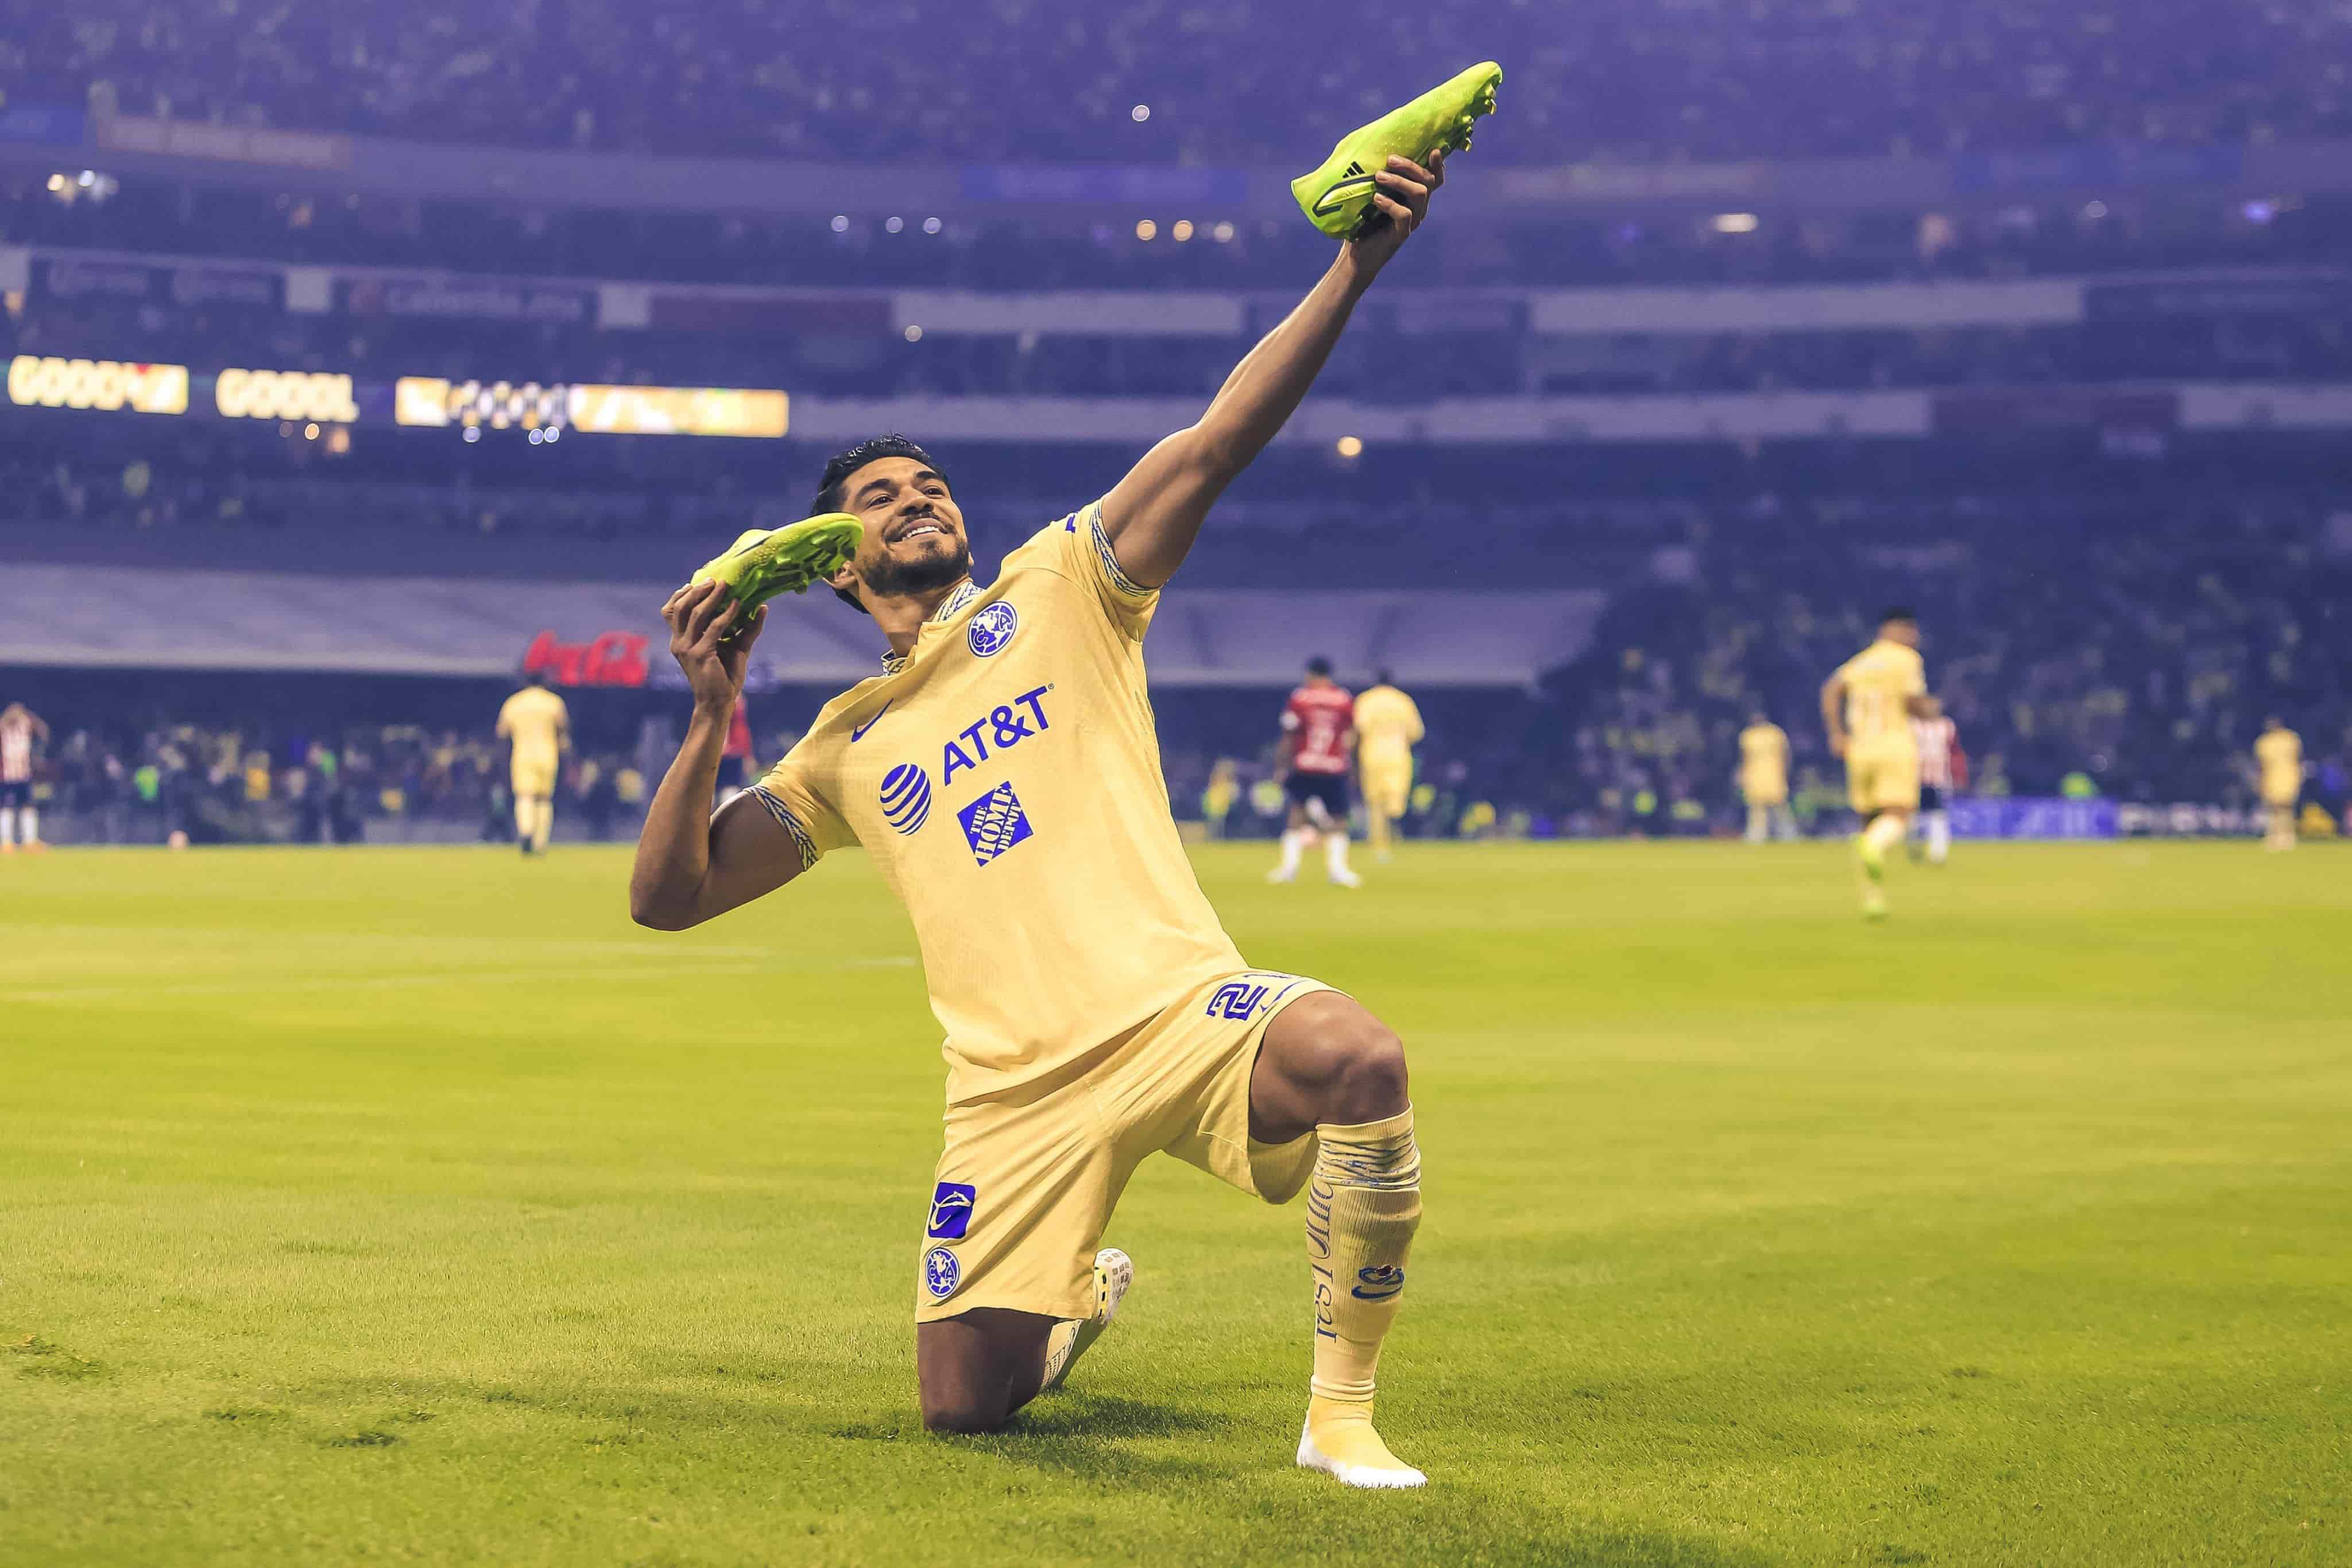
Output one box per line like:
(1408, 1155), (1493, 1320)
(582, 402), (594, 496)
(1330, 869), (1364, 889)
(1043, 1248), (1134, 1392)
(1297, 1415), (1428, 1489)
(1091, 1247), (1133, 1326)
(1266, 867), (1297, 884)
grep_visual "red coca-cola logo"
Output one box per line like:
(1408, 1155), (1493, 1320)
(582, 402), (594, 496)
(523, 630), (651, 687)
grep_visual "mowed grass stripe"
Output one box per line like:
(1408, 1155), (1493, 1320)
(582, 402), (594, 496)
(2, 841), (2346, 1566)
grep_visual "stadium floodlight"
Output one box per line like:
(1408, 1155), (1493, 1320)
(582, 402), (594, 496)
(904, 324), (923, 343)
(1173, 220), (1195, 242)
(885, 216), (904, 234)
(1336, 435), (1364, 459)
(923, 217), (942, 235)
(1131, 104), (1151, 122)
(1135, 219), (1157, 241)
(830, 215), (849, 233)
(1712, 212), (1760, 234)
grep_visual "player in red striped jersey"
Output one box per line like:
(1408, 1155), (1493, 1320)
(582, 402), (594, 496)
(1908, 699), (1967, 866)
(1267, 656), (1363, 888)
(0, 703), (49, 854)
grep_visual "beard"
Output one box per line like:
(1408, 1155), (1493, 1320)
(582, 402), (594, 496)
(860, 536), (972, 600)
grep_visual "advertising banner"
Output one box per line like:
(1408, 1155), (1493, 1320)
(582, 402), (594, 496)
(1948, 797), (2119, 840)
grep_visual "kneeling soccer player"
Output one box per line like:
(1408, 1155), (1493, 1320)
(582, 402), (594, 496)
(628, 149), (1453, 1487)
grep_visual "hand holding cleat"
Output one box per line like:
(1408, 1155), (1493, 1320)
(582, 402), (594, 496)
(1291, 60), (1501, 241)
(686, 513), (864, 638)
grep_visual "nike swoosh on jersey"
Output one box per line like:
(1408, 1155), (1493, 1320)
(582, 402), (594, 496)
(851, 700), (892, 743)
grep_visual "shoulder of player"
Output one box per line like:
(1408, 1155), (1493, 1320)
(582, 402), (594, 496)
(999, 504), (1110, 584)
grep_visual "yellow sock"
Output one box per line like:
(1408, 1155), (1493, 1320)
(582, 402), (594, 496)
(1368, 808), (1392, 858)
(1301, 1107), (1422, 1482)
(531, 798), (554, 853)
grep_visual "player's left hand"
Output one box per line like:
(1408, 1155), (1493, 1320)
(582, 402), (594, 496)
(1345, 149), (1445, 275)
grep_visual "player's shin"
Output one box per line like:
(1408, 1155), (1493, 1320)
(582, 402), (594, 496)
(1323, 828), (1354, 883)
(0, 807), (14, 846)
(1301, 1108), (1423, 1485)
(531, 800), (554, 854)
(1271, 827), (1307, 880)
(1926, 810), (1951, 865)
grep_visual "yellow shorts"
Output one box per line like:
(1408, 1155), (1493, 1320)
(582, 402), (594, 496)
(1361, 763), (1411, 819)
(1847, 741), (1919, 814)
(914, 970), (1333, 1322)
(511, 761), (556, 799)
(1740, 777), (1788, 808)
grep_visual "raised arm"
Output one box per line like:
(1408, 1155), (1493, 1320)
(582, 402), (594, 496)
(1098, 152), (1446, 589)
(629, 583), (803, 930)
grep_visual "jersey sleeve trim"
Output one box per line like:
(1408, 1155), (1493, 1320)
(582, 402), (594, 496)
(1085, 501), (1154, 600)
(748, 783), (822, 872)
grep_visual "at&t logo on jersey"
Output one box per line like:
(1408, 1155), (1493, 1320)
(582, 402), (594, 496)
(923, 1246), (961, 1300)
(880, 762), (933, 834)
(957, 782), (1035, 866)
(940, 686), (1051, 785)
(967, 601), (1019, 657)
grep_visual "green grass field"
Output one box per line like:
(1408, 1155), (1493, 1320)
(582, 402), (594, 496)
(5, 841), (2348, 1567)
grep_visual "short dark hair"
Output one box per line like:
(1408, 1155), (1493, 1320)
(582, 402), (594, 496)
(1879, 606), (1918, 626)
(809, 435), (947, 614)
(1306, 656), (1334, 677)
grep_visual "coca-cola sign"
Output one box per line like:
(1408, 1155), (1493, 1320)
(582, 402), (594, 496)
(523, 630), (651, 687)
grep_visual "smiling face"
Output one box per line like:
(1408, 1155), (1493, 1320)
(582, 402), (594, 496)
(825, 456), (972, 606)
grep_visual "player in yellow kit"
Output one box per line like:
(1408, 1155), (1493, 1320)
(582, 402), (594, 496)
(1736, 713), (1793, 843)
(496, 673), (570, 856)
(2254, 717), (2304, 851)
(1353, 671), (1423, 862)
(630, 146), (1451, 1488)
(1821, 609), (1933, 919)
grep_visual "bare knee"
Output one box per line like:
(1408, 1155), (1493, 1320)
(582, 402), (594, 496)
(920, 1388), (1012, 1435)
(1329, 1020), (1409, 1124)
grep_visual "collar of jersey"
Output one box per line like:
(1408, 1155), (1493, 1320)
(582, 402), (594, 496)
(879, 579), (981, 675)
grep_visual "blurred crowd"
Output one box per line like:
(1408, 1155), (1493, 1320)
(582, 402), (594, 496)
(11, 0), (2349, 163)
(12, 483), (2346, 843)
(25, 719), (665, 845)
(11, 277), (2351, 407)
(1520, 490), (2352, 826)
(9, 175), (2347, 296)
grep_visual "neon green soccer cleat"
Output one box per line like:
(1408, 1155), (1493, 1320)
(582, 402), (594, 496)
(690, 513), (864, 624)
(1291, 60), (1502, 238)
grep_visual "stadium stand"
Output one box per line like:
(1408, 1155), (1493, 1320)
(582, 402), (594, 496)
(13, 0), (2351, 161)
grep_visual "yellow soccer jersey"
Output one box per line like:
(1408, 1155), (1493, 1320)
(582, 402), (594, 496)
(1833, 640), (1927, 748)
(2257, 728), (2303, 799)
(497, 686), (570, 771)
(754, 502), (1245, 1104)
(1739, 722), (1789, 803)
(1354, 684), (1425, 772)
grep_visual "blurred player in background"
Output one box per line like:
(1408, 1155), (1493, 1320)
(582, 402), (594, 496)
(1268, 656), (1361, 887)
(1822, 609), (1933, 919)
(1909, 698), (1967, 866)
(1, 702), (50, 853)
(1353, 670), (1423, 862)
(496, 673), (570, 857)
(1737, 711), (1793, 843)
(2255, 717), (2303, 851)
